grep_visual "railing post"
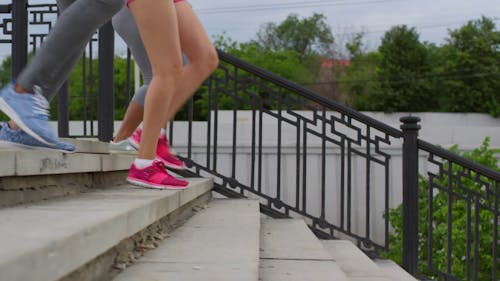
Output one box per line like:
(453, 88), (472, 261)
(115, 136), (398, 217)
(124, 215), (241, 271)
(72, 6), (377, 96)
(400, 116), (421, 276)
(57, 82), (69, 137)
(97, 22), (114, 141)
(12, 0), (28, 77)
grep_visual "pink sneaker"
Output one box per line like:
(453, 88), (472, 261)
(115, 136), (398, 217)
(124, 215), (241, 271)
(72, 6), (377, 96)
(127, 160), (188, 189)
(128, 128), (186, 170)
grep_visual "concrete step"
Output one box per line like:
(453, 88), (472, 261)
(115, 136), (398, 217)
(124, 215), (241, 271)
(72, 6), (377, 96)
(259, 219), (349, 281)
(0, 148), (136, 207)
(0, 178), (212, 281)
(322, 240), (391, 281)
(374, 259), (419, 281)
(0, 148), (135, 177)
(62, 138), (111, 154)
(113, 199), (261, 281)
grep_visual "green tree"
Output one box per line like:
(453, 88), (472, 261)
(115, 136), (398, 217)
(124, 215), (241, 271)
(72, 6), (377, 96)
(383, 137), (499, 280)
(371, 25), (435, 112)
(255, 13), (334, 61)
(0, 56), (11, 87)
(339, 33), (382, 108)
(438, 16), (500, 116)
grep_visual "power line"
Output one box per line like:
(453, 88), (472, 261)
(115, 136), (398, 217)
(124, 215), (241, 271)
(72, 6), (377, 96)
(195, 0), (405, 15)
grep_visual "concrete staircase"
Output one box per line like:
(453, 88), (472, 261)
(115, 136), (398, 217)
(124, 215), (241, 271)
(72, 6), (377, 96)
(0, 140), (417, 281)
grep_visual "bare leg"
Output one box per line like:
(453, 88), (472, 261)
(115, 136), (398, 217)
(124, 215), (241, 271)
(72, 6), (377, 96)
(114, 100), (143, 141)
(128, 0), (182, 160)
(164, 1), (218, 121)
(113, 1), (217, 142)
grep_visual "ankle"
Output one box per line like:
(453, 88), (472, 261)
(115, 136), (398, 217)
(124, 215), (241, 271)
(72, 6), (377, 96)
(14, 83), (29, 94)
(134, 158), (154, 169)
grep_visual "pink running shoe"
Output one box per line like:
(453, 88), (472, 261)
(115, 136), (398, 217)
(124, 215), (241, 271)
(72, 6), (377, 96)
(128, 128), (186, 170)
(127, 160), (188, 189)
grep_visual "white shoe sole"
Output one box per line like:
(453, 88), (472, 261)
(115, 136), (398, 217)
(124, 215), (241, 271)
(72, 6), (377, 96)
(0, 140), (76, 153)
(126, 178), (188, 190)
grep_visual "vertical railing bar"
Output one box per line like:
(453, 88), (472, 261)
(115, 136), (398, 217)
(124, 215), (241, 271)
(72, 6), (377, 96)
(82, 52), (87, 136)
(258, 107), (263, 191)
(97, 22), (115, 141)
(466, 193), (472, 281)
(341, 137), (346, 229)
(276, 89), (282, 199)
(493, 181), (498, 280)
(365, 126), (371, 239)
(347, 141), (352, 232)
(169, 118), (174, 146)
(89, 40), (94, 136)
(251, 107), (256, 190)
(384, 158), (390, 248)
(321, 108), (326, 219)
(302, 121), (307, 212)
(213, 80), (219, 171)
(205, 77), (212, 169)
(231, 69), (238, 181)
(187, 96), (193, 159)
(295, 120), (301, 210)
(57, 81), (69, 138)
(473, 196), (479, 281)
(428, 175), (434, 271)
(125, 48), (132, 103)
(12, 0), (28, 78)
(446, 163), (453, 276)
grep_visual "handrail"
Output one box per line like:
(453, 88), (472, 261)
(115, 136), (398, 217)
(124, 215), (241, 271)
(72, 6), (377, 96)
(418, 139), (500, 180)
(217, 50), (404, 138)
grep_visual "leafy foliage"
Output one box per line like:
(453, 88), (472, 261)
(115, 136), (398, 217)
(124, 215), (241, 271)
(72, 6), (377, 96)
(382, 137), (500, 280)
(437, 16), (500, 116)
(254, 13), (334, 61)
(340, 16), (500, 116)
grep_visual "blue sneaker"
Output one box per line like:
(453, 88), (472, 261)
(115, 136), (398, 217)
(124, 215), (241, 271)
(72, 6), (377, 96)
(0, 122), (76, 153)
(0, 83), (57, 146)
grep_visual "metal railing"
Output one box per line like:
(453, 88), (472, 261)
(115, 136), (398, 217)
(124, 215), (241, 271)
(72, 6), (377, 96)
(2, 2), (499, 280)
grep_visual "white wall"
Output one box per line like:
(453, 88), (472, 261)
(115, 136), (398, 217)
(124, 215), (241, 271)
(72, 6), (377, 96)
(58, 112), (500, 244)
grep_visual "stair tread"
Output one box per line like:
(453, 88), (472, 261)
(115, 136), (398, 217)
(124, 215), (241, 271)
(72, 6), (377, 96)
(259, 219), (349, 281)
(0, 149), (135, 177)
(113, 199), (261, 281)
(374, 259), (419, 281)
(0, 178), (211, 281)
(322, 240), (389, 279)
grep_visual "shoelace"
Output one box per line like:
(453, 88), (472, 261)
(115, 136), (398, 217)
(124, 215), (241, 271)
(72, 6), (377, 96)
(32, 85), (50, 117)
(152, 160), (170, 175)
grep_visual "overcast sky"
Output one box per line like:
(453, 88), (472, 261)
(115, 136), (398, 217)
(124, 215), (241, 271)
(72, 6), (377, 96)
(0, 0), (499, 59)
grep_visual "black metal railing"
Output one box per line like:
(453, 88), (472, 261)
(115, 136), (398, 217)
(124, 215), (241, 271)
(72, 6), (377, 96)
(3, 2), (499, 280)
(417, 139), (499, 281)
(0, 1), (117, 139)
(174, 50), (404, 256)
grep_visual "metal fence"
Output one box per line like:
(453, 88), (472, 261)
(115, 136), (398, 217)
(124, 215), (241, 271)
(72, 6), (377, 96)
(2, 2), (499, 280)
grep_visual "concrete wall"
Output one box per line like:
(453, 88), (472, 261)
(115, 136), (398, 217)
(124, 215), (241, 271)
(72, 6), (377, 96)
(57, 111), (500, 244)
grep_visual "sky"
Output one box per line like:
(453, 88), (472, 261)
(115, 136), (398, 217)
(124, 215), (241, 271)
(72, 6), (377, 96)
(0, 0), (499, 60)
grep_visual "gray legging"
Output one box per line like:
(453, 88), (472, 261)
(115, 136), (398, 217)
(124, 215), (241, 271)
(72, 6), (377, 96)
(112, 7), (151, 106)
(16, 0), (124, 102)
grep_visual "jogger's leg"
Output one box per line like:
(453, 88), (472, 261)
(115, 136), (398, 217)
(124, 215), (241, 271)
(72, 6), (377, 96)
(128, 0), (182, 160)
(16, 0), (123, 101)
(163, 1), (218, 121)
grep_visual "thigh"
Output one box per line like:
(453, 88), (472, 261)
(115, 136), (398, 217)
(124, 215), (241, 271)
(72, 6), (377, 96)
(128, 0), (182, 74)
(176, 1), (213, 61)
